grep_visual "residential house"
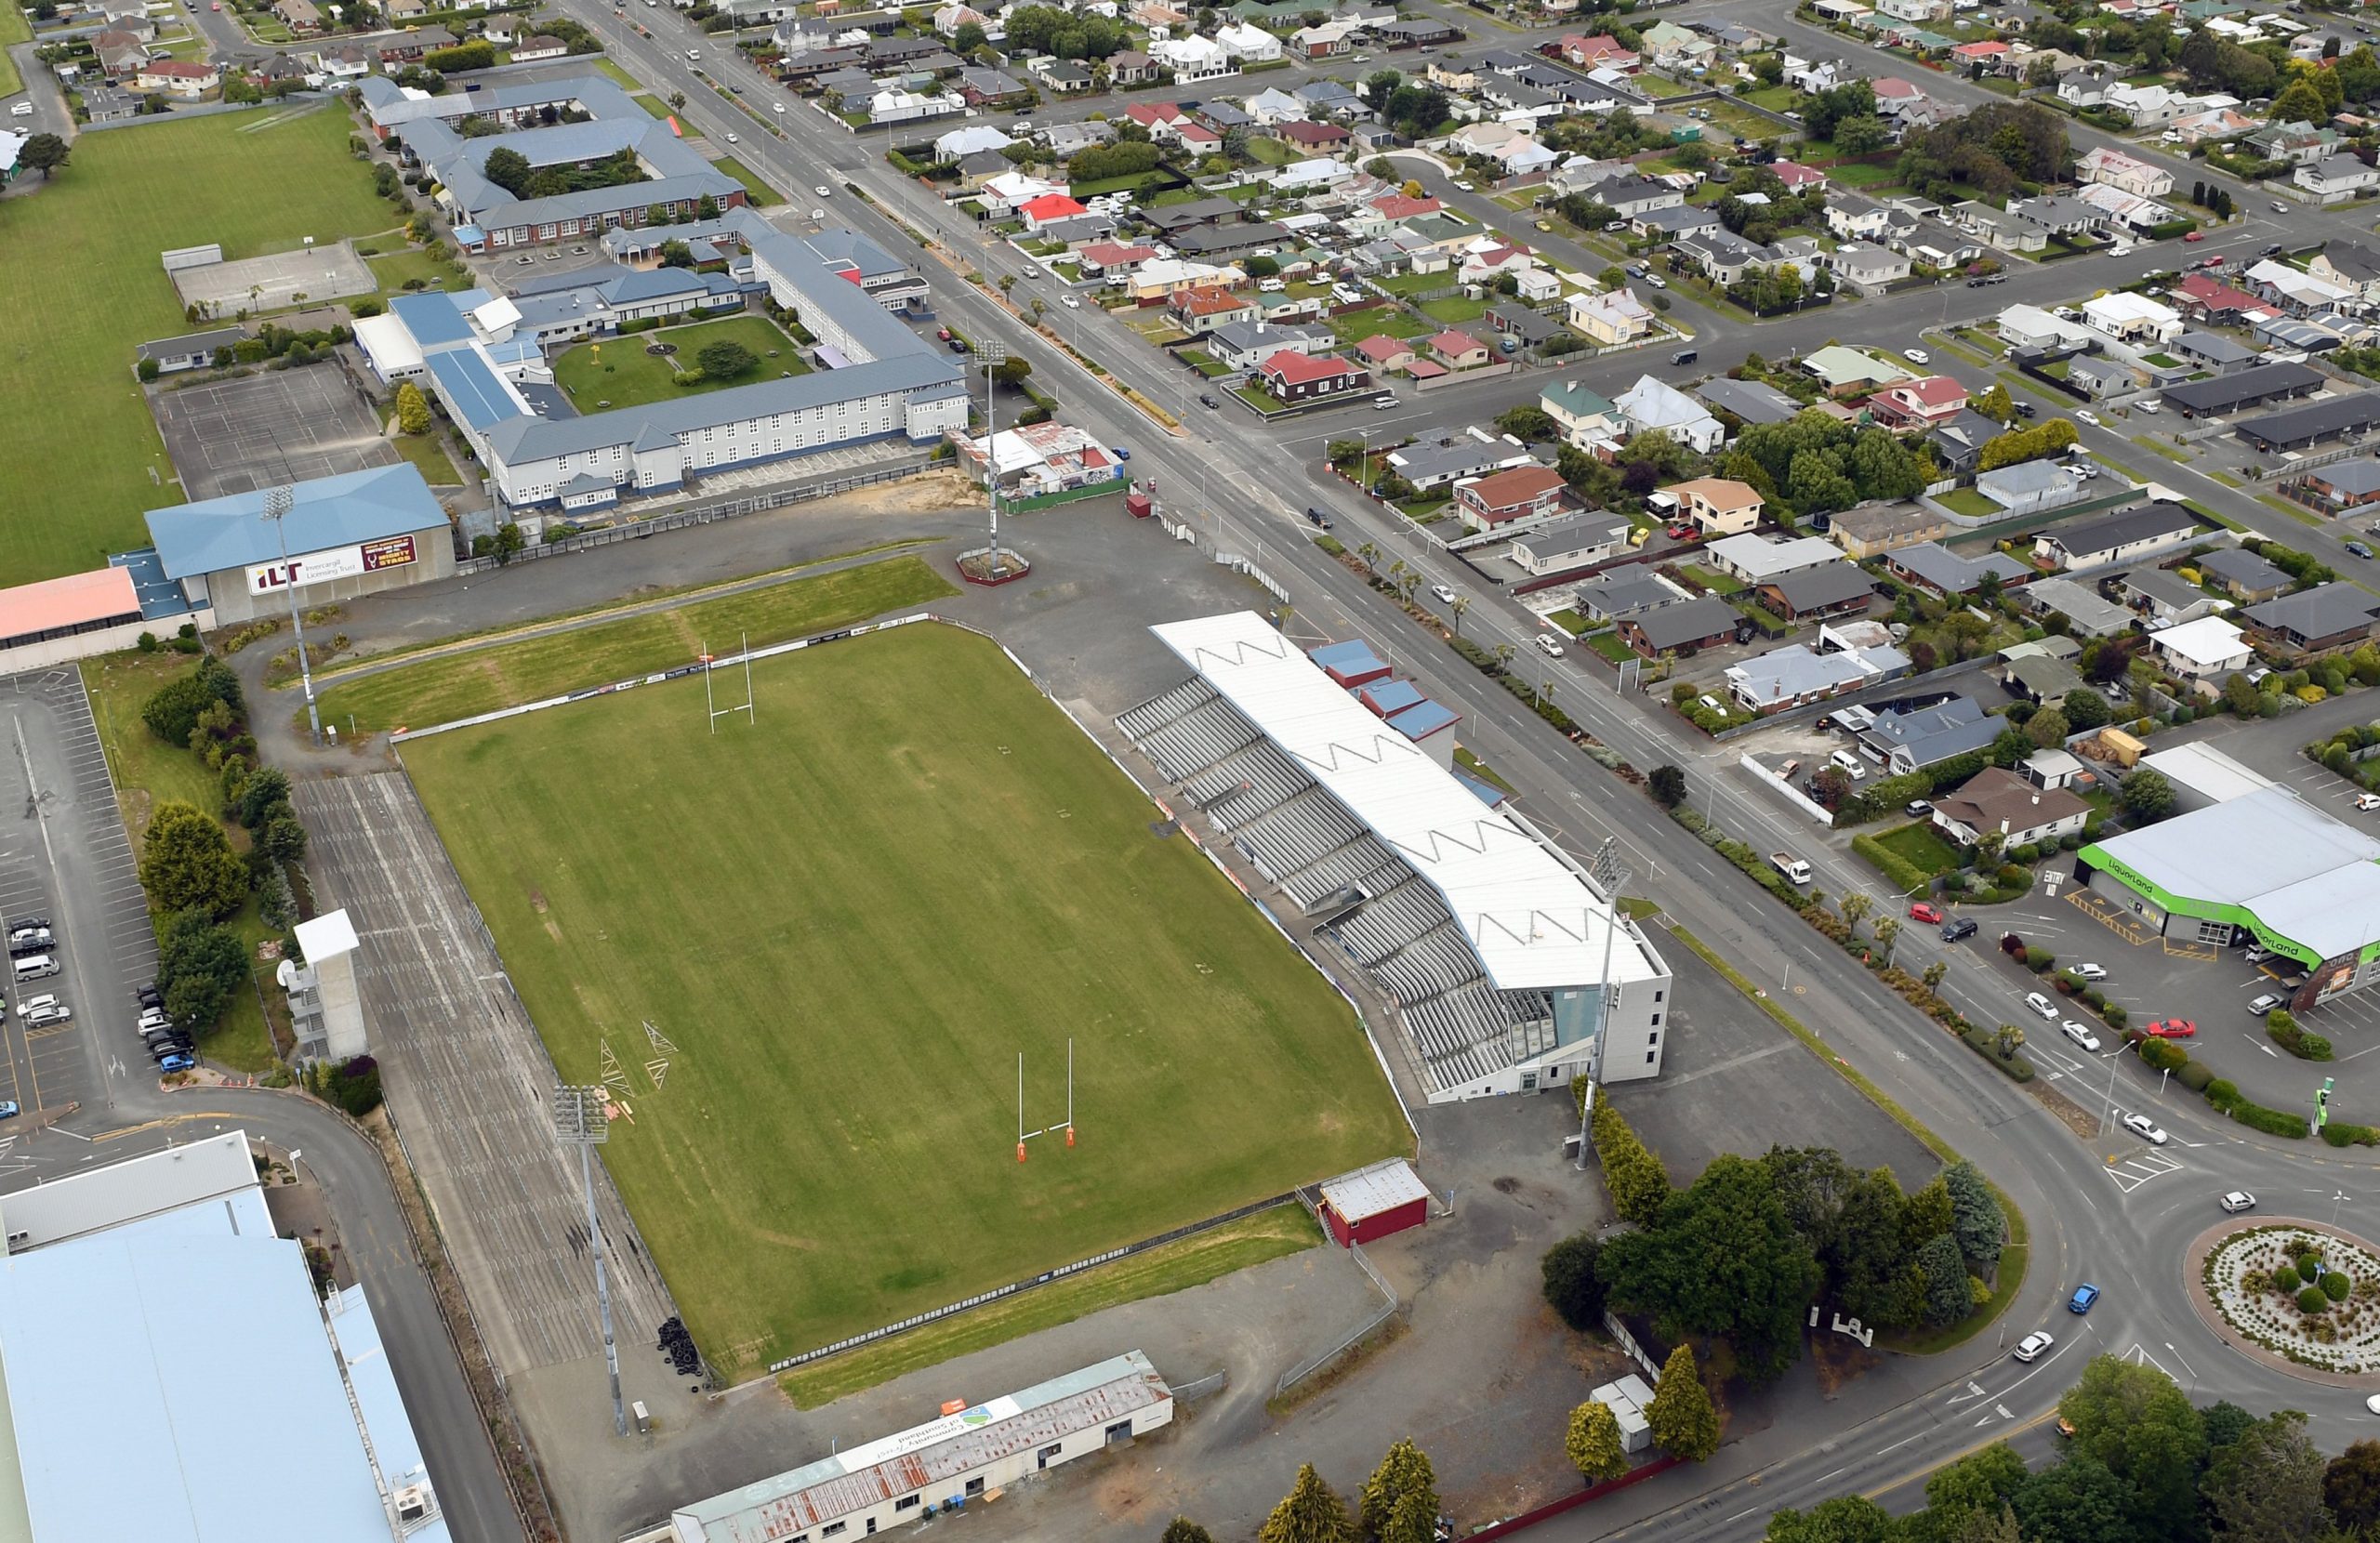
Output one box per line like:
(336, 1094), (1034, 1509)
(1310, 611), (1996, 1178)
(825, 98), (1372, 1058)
(1859, 695), (2003, 774)
(1541, 378), (1621, 447)
(1616, 376), (1725, 454)
(1560, 33), (1639, 71)
(1886, 541), (2032, 597)
(1974, 458), (2081, 515)
(2120, 565), (2227, 626)
(1871, 75), (1929, 119)
(2149, 614), (2254, 679)
(1074, 240), (1154, 278)
(1615, 596), (1744, 659)
(1663, 476), (1765, 536)
(92, 31), (149, 77)
(2292, 457), (2380, 516)
(1876, 0), (1952, 23)
(1453, 464), (1568, 532)
(2161, 361), (2325, 419)
(1355, 334), (1418, 375)
(1488, 304), (1565, 352)
(2246, 121), (2341, 165)
(2170, 329), (2260, 375)
(1697, 377), (1804, 428)
(1205, 319), (1334, 372)
(1279, 119), (1354, 154)
(1995, 305), (2093, 356)
(2021, 578), (2134, 638)
(2009, 192), (2097, 240)
(1109, 50), (1157, 85)
(1866, 375), (1970, 430)
(1290, 20), (1360, 59)
(1828, 502), (1950, 559)
(1149, 34), (1233, 81)
(1169, 284), (1259, 334)
(271, 0), (323, 31)
(2081, 290), (2182, 342)
(1824, 191), (1895, 244)
(1639, 20), (1714, 70)
(134, 326), (247, 377)
(2196, 547), (2292, 603)
(1257, 349), (1367, 402)
(1929, 409), (2014, 476)
(2239, 584), (2380, 653)
(2077, 145), (2175, 197)
(1722, 646), (1880, 713)
(1760, 563), (1878, 622)
(2296, 154), (2380, 205)
(2174, 272), (2280, 327)
(1770, 161), (1828, 197)
(2057, 64), (2114, 108)
(509, 33), (568, 61)
(2244, 258), (2359, 317)
(1508, 512), (1632, 574)
(1830, 242), (1911, 297)
(1377, 17), (1461, 48)
(1215, 20), (1281, 62)
(1580, 173), (1683, 220)
(1800, 343), (1910, 395)
(1948, 38), (2013, 69)
(1385, 432), (1534, 492)
(1576, 569), (1690, 621)
(1018, 192), (1090, 233)
(2001, 646), (2090, 702)
(2034, 502), (2202, 571)
(2309, 244), (2380, 306)
(1705, 533), (1846, 585)
(1931, 766), (2091, 849)
(1674, 229), (1778, 288)
(134, 59), (220, 96)
(1567, 286), (1655, 346)
(1427, 329), (1490, 370)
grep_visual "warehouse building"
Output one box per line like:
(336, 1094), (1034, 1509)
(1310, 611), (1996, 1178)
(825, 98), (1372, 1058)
(667, 1352), (1173, 1542)
(2078, 787), (2380, 1008)
(0, 566), (149, 671)
(1119, 611), (1674, 1100)
(1318, 1159), (1431, 1246)
(144, 462), (455, 627)
(0, 1130), (447, 1543)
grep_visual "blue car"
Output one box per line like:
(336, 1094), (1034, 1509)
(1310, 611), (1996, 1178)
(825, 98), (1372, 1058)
(158, 1053), (194, 1073)
(0, 1101), (18, 1120)
(1112, 446), (1131, 461)
(2069, 1284), (2100, 1314)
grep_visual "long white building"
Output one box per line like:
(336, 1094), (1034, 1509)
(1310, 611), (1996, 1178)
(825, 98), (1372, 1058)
(1120, 611), (1673, 1101)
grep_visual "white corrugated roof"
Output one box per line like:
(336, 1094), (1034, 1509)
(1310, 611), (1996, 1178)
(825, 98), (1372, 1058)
(1151, 612), (1659, 993)
(295, 907), (361, 961)
(1319, 1158), (1430, 1222)
(2088, 786), (2380, 959)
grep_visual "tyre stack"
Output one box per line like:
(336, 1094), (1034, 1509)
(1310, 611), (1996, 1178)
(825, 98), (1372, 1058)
(657, 1317), (700, 1378)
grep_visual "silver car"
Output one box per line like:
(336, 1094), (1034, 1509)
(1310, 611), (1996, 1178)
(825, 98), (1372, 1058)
(2220, 1192), (2256, 1213)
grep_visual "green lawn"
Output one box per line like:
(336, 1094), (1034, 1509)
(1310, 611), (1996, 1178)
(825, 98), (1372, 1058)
(403, 624), (1408, 1375)
(1741, 85), (1803, 111)
(708, 154), (784, 206)
(0, 0), (26, 98)
(1826, 163), (1902, 190)
(313, 556), (956, 733)
(1871, 822), (1964, 878)
(1588, 631), (1639, 665)
(1243, 135), (1298, 165)
(1327, 308), (1428, 343)
(1420, 295), (1490, 324)
(594, 57), (647, 92)
(81, 650), (284, 1074)
(552, 315), (809, 412)
(365, 247), (472, 296)
(1, 106), (398, 583)
(388, 431), (464, 487)
(630, 93), (672, 119)
(1678, 563), (1744, 595)
(779, 1205), (1322, 1407)
(1937, 487), (2000, 517)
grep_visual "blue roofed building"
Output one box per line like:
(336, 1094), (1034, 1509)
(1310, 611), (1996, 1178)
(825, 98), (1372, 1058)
(144, 462), (455, 626)
(0, 1129), (450, 1543)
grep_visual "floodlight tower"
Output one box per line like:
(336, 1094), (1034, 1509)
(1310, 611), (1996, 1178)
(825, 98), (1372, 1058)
(554, 1085), (627, 1436)
(1576, 838), (1632, 1171)
(261, 483), (324, 747)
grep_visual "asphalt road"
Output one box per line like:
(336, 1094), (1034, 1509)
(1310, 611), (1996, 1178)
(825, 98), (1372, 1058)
(449, 6), (2380, 1523)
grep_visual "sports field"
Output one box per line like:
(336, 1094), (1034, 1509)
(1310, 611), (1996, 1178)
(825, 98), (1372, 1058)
(0, 105), (397, 583)
(403, 623), (1409, 1377)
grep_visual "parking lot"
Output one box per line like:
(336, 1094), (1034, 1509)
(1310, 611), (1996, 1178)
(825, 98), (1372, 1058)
(0, 668), (158, 1148)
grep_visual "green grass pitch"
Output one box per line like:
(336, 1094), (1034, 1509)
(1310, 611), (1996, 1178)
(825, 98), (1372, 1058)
(403, 623), (1410, 1378)
(0, 105), (399, 584)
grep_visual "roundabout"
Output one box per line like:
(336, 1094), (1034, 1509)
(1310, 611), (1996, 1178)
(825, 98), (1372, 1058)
(2190, 1219), (2380, 1384)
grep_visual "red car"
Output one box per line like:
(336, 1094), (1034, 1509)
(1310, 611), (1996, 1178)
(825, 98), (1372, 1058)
(2144, 1019), (2198, 1039)
(1665, 522), (1699, 542)
(2183, 230), (2204, 243)
(1909, 902), (1943, 925)
(2198, 255), (2227, 269)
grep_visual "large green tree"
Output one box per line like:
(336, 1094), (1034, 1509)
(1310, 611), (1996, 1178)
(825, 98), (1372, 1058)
(1940, 1161), (2004, 1271)
(19, 132), (68, 179)
(156, 907), (247, 1033)
(2326, 1440), (2380, 1531)
(1260, 1464), (1355, 1543)
(2056, 1355), (2207, 1539)
(2121, 768), (2175, 823)
(1591, 1097), (1671, 1226)
(139, 800), (249, 917)
(1541, 1233), (1607, 1332)
(1765, 1495), (1895, 1543)
(1567, 1401), (1629, 1484)
(1357, 1440), (1435, 1542)
(2010, 1456), (2137, 1543)
(2202, 1410), (2327, 1540)
(1646, 1342), (1721, 1462)
(1160, 1521), (1215, 1543)
(1919, 1443), (2030, 1542)
(1602, 1154), (1819, 1381)
(1762, 1148), (1911, 1326)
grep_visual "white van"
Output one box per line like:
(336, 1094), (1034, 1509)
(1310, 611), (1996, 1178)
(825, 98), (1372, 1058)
(1829, 749), (1867, 781)
(11, 955), (59, 984)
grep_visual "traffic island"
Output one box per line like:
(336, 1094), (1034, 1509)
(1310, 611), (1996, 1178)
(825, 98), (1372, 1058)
(956, 545), (1031, 586)
(2190, 1220), (2380, 1383)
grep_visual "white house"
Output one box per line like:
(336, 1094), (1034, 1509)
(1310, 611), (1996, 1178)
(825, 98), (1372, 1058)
(2150, 615), (2254, 679)
(2081, 290), (2182, 342)
(2077, 144), (2175, 198)
(1150, 34), (1233, 79)
(1997, 303), (2093, 350)
(1615, 375), (1724, 454)
(1214, 20), (1281, 61)
(2297, 153), (2380, 205)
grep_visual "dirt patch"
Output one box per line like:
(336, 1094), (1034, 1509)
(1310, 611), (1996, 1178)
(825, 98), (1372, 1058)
(1808, 1331), (1884, 1396)
(1492, 1176), (1522, 1194)
(866, 468), (977, 515)
(2028, 1079), (2101, 1138)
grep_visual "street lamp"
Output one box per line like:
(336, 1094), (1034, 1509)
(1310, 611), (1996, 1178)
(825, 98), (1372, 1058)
(554, 1085), (627, 1437)
(260, 484), (324, 747)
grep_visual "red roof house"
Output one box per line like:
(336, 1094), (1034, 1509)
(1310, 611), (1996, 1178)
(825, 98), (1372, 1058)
(1368, 192), (1442, 222)
(1018, 192), (1089, 230)
(1355, 333), (1416, 369)
(1453, 464), (1567, 531)
(1426, 328), (1489, 369)
(1258, 349), (1367, 401)
(1771, 160), (1827, 192)
(1077, 241), (1157, 273)
(1279, 119), (1351, 149)
(1866, 375), (1969, 428)
(1558, 33), (1639, 71)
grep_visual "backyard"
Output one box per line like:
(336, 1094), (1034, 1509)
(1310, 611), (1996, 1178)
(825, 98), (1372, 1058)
(0, 105), (397, 584)
(1871, 822), (1964, 879)
(551, 314), (808, 411)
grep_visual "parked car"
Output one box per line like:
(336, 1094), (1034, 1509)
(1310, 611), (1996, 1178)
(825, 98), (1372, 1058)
(2183, 230), (2204, 243)
(2067, 962), (2107, 982)
(2069, 1284), (2100, 1314)
(2122, 1113), (2169, 1145)
(0, 1101), (17, 1120)
(2076, 409), (2102, 428)
(2348, 541), (2374, 560)
(2358, 792), (2380, 811)
(2248, 993), (2286, 1016)
(2013, 1331), (2054, 1363)
(158, 1053), (195, 1073)
(1905, 799), (1933, 818)
(1111, 446), (1130, 461)
(2144, 1018), (2197, 1038)
(1909, 902), (1943, 925)
(1664, 522), (1698, 542)
(2220, 1191), (2257, 1213)
(1535, 633), (1566, 658)
(2062, 1021), (2102, 1052)
(2024, 992), (2058, 1020)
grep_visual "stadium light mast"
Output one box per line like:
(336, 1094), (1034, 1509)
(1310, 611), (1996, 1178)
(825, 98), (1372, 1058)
(260, 483), (324, 747)
(1576, 838), (1632, 1171)
(554, 1085), (628, 1437)
(979, 338), (1008, 560)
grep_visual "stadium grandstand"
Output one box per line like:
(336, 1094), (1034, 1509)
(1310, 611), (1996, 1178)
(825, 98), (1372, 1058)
(1123, 612), (1673, 1101)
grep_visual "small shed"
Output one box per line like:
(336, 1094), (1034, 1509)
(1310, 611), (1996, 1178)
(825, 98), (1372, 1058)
(1317, 1159), (1430, 1247)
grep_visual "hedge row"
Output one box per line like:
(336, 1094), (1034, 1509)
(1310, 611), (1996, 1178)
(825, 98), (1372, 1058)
(1851, 833), (1932, 896)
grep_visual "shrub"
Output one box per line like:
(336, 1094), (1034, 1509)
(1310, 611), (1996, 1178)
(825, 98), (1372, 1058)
(2231, 1102), (2308, 1138)
(2323, 1122), (2380, 1147)
(2300, 1253), (2323, 1278)
(2138, 1038), (2188, 1073)
(2298, 1286), (2331, 1314)
(1959, 1026), (2035, 1080)
(2028, 951), (2056, 974)
(2176, 1061), (2214, 1093)
(2277, 1264), (2301, 1292)
(2324, 1272), (2351, 1301)
(2207, 1078), (2239, 1105)
(2102, 1004), (2127, 1029)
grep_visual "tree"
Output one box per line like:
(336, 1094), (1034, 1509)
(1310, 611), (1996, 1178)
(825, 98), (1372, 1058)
(1648, 764), (1687, 808)
(1542, 1233), (1607, 1331)
(395, 381), (432, 436)
(1923, 1443), (2030, 1536)
(2326, 1440), (2380, 1532)
(994, 355), (1033, 387)
(157, 907), (246, 1033)
(1940, 1161), (2003, 1271)
(18, 132), (67, 179)
(1449, 594), (1470, 637)
(2056, 1354), (2206, 1540)
(1600, 1155), (1818, 1382)
(234, 766), (292, 830)
(953, 18), (985, 49)
(1764, 1148), (1911, 1328)
(1840, 891), (1873, 931)
(2026, 708), (2069, 749)
(1915, 1233), (1973, 1326)
(1497, 405), (1559, 443)
(1924, 960), (1948, 992)
(2203, 1410), (2327, 1541)
(2120, 768), (2175, 823)
(142, 656), (242, 746)
(1260, 1463), (1355, 1543)
(258, 811), (309, 864)
(482, 145), (534, 196)
(139, 801), (249, 918)
(2269, 76), (2329, 127)
(2060, 689), (2110, 732)
(2010, 1456), (2136, 1543)
(1568, 1400), (1630, 1484)
(1590, 1096), (1671, 1226)
(1646, 1343), (1721, 1461)
(1765, 1496), (1895, 1543)
(1975, 384), (2015, 422)
(696, 339), (758, 381)
(1358, 1440), (1435, 1542)
(1834, 115), (1891, 155)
